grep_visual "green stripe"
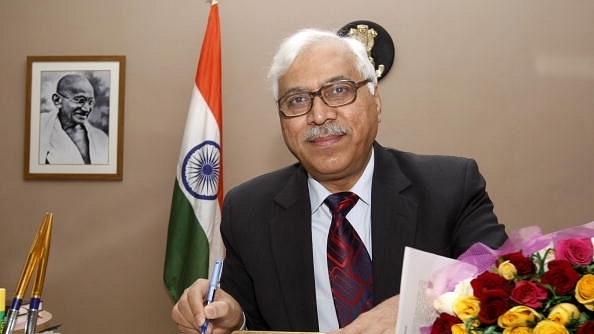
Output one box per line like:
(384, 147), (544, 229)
(163, 180), (210, 301)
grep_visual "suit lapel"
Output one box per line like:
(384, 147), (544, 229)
(262, 144), (419, 327)
(370, 143), (419, 301)
(268, 166), (320, 330)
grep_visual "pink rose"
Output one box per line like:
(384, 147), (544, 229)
(555, 238), (594, 265)
(510, 281), (548, 308)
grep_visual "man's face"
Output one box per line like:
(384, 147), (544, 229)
(53, 77), (95, 126)
(277, 41), (382, 190)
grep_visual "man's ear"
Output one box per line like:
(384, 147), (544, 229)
(51, 93), (61, 107)
(374, 85), (382, 123)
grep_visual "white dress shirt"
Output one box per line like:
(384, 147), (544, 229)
(39, 110), (109, 165)
(308, 150), (374, 331)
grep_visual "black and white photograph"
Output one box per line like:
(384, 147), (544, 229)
(24, 56), (125, 180)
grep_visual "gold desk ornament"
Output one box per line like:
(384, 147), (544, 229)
(338, 20), (395, 81)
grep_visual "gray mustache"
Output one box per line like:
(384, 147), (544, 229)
(304, 123), (348, 141)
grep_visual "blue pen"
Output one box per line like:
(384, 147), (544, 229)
(200, 260), (223, 334)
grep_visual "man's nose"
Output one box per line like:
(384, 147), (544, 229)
(307, 96), (336, 124)
(80, 102), (92, 112)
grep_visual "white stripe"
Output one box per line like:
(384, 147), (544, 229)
(176, 85), (223, 255)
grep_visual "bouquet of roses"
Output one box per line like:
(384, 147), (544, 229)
(425, 221), (594, 334)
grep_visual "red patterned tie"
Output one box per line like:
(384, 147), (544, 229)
(325, 192), (373, 327)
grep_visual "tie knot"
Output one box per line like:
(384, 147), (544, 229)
(324, 192), (359, 216)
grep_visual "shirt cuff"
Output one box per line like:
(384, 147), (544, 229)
(238, 312), (247, 331)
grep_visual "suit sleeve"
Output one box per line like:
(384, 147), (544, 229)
(451, 159), (507, 256)
(219, 188), (268, 330)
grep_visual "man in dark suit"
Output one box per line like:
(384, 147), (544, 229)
(172, 28), (507, 334)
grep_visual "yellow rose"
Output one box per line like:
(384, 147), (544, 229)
(498, 305), (542, 328)
(575, 274), (594, 311)
(533, 319), (569, 334)
(498, 260), (518, 280)
(451, 323), (480, 334)
(547, 303), (580, 325)
(452, 296), (480, 322)
(503, 327), (534, 334)
(451, 324), (466, 334)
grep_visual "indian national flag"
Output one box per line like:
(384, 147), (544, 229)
(164, 0), (224, 302)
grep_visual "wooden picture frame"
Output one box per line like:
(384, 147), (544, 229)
(24, 55), (125, 180)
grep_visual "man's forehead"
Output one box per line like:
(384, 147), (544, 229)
(64, 79), (94, 95)
(280, 63), (359, 92)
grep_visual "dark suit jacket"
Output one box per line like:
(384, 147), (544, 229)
(220, 142), (507, 331)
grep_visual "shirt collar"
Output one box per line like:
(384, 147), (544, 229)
(308, 149), (375, 213)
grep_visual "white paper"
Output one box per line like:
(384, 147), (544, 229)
(395, 247), (459, 334)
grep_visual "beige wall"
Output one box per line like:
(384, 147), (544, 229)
(1, 1), (593, 333)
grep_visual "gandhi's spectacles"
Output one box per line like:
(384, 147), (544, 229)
(57, 92), (95, 107)
(277, 79), (370, 118)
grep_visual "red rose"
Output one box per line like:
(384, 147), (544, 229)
(430, 312), (461, 334)
(471, 271), (513, 299)
(540, 259), (580, 295)
(510, 280), (548, 308)
(477, 289), (511, 325)
(577, 320), (594, 334)
(501, 251), (536, 276)
(555, 238), (594, 266)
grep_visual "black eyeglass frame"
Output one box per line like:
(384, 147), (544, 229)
(277, 79), (371, 118)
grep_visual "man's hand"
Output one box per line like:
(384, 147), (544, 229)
(171, 278), (244, 334)
(328, 295), (400, 334)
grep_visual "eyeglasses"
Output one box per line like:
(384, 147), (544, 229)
(57, 92), (95, 107)
(277, 79), (371, 118)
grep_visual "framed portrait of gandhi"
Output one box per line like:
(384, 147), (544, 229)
(24, 56), (125, 180)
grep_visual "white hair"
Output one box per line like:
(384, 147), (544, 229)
(267, 28), (378, 101)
